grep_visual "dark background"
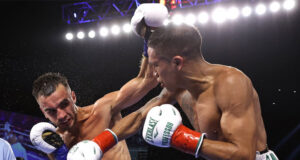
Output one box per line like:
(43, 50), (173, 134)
(0, 1), (299, 159)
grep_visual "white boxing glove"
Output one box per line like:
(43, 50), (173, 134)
(67, 140), (102, 160)
(142, 104), (182, 147)
(131, 3), (168, 36)
(143, 104), (206, 158)
(30, 122), (57, 154)
(67, 129), (118, 160)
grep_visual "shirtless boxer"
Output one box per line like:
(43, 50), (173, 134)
(30, 56), (157, 160)
(29, 4), (168, 160)
(108, 23), (279, 160)
(65, 4), (277, 160)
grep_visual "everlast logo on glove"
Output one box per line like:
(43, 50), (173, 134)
(145, 117), (159, 143)
(162, 122), (173, 145)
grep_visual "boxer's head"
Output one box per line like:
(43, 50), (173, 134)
(148, 24), (203, 90)
(32, 72), (77, 130)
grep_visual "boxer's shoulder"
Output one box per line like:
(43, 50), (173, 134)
(214, 65), (250, 89)
(76, 105), (95, 122)
(92, 91), (119, 113)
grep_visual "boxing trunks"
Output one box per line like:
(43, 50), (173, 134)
(256, 147), (279, 160)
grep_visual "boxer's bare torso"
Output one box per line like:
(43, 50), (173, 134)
(57, 99), (131, 160)
(172, 64), (267, 154)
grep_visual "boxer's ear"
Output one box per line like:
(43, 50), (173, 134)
(71, 91), (77, 104)
(172, 56), (184, 71)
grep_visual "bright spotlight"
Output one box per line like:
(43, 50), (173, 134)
(270, 1), (281, 13)
(65, 33), (73, 40)
(242, 6), (252, 17)
(77, 31), (85, 39)
(88, 30), (96, 38)
(212, 7), (227, 24)
(283, 0), (296, 10)
(227, 7), (240, 20)
(163, 19), (170, 26)
(99, 27), (109, 37)
(198, 12), (209, 24)
(172, 14), (184, 25)
(185, 14), (196, 25)
(111, 25), (120, 35)
(255, 4), (267, 15)
(122, 23), (131, 33)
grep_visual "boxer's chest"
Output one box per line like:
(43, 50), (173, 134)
(177, 90), (223, 140)
(63, 116), (109, 148)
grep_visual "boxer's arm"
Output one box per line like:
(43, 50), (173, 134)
(110, 56), (158, 114)
(200, 72), (257, 160)
(111, 88), (176, 141)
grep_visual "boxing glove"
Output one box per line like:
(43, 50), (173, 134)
(67, 129), (118, 160)
(131, 3), (168, 57)
(142, 104), (206, 158)
(30, 122), (68, 160)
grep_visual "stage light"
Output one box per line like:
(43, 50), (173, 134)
(172, 14), (184, 25)
(198, 12), (209, 24)
(242, 6), (252, 17)
(111, 25), (120, 35)
(65, 33), (73, 40)
(163, 19), (170, 26)
(255, 4), (267, 15)
(270, 1), (281, 13)
(122, 23), (131, 33)
(283, 0), (296, 10)
(227, 7), (240, 20)
(185, 13), (196, 25)
(88, 30), (96, 38)
(212, 7), (227, 23)
(99, 27), (109, 37)
(77, 31), (85, 39)
(160, 0), (166, 5)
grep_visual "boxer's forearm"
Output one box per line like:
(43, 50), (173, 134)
(200, 139), (255, 160)
(112, 95), (171, 141)
(112, 110), (144, 141)
(111, 77), (156, 112)
(111, 57), (157, 113)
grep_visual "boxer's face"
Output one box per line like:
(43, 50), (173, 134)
(37, 84), (77, 130)
(148, 47), (179, 91)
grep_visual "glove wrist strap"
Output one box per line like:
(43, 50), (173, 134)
(93, 129), (118, 153)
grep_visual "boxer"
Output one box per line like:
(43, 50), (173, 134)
(31, 4), (169, 160)
(104, 23), (279, 159)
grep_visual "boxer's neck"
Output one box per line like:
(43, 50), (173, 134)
(181, 58), (214, 98)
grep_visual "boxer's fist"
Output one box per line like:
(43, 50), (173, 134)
(30, 122), (60, 153)
(131, 3), (168, 37)
(30, 122), (68, 160)
(142, 104), (206, 158)
(67, 140), (102, 160)
(67, 129), (118, 160)
(142, 104), (182, 147)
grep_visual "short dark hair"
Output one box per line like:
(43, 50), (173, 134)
(32, 72), (70, 99)
(148, 23), (202, 59)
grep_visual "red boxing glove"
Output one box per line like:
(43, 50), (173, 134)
(171, 125), (206, 158)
